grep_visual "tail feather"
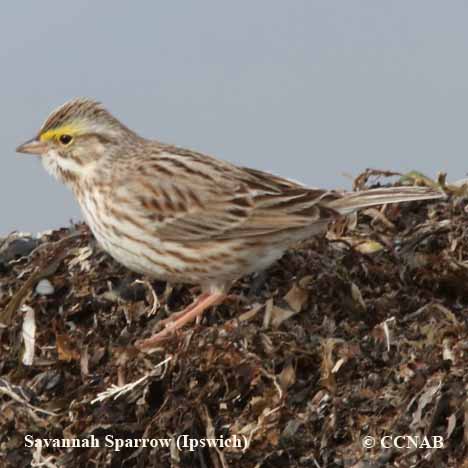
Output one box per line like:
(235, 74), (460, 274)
(327, 186), (445, 215)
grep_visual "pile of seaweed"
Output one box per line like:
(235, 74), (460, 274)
(1, 170), (467, 468)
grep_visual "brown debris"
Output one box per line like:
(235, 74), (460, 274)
(1, 171), (468, 467)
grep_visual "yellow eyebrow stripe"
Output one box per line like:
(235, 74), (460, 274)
(39, 125), (81, 142)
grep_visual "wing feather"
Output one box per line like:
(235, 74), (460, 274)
(111, 149), (341, 242)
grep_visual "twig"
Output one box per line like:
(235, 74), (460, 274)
(134, 279), (160, 316)
(91, 356), (172, 404)
(1, 252), (67, 326)
(0, 378), (58, 418)
(1, 232), (81, 326)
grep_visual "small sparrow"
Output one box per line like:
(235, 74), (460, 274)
(16, 99), (444, 348)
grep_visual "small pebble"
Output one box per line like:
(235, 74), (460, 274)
(36, 279), (55, 296)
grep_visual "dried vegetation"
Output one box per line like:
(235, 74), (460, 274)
(1, 171), (468, 467)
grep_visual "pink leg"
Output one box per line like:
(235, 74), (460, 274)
(135, 292), (225, 349)
(155, 293), (209, 328)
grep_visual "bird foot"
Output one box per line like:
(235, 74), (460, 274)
(135, 292), (225, 350)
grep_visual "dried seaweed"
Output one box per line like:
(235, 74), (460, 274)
(1, 172), (467, 467)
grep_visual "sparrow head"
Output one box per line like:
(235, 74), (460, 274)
(16, 98), (139, 183)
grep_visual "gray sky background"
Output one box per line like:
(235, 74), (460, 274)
(1, 1), (467, 236)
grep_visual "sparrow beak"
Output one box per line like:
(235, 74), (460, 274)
(16, 138), (49, 156)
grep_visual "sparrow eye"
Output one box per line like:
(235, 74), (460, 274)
(59, 134), (73, 145)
